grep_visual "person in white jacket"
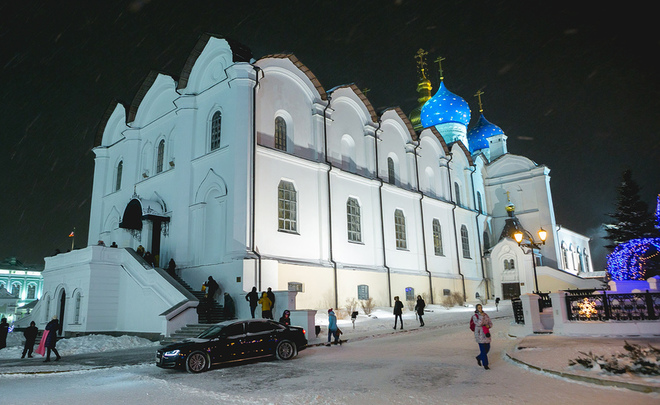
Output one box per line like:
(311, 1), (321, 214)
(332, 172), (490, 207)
(472, 304), (493, 370)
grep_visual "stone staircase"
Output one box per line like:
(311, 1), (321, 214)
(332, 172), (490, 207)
(169, 273), (232, 324)
(160, 323), (211, 345)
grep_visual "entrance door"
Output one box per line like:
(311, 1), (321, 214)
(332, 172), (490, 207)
(502, 283), (521, 300)
(58, 289), (66, 335)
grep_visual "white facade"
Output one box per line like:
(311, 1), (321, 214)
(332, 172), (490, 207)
(25, 35), (600, 337)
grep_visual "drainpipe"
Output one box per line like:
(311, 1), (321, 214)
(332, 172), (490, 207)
(373, 121), (392, 306)
(322, 94), (339, 309)
(469, 165), (489, 300)
(412, 141), (433, 304)
(446, 152), (467, 301)
(250, 65), (263, 290)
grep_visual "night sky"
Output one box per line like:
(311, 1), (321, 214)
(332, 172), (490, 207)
(2, 1), (658, 270)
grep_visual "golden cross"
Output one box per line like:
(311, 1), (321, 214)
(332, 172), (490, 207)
(415, 49), (428, 78)
(474, 90), (485, 113)
(505, 190), (511, 202)
(362, 87), (371, 97)
(435, 56), (445, 82)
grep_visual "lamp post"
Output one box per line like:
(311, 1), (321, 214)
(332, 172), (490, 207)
(513, 228), (547, 293)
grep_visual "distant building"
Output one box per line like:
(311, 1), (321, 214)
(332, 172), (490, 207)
(21, 36), (602, 338)
(0, 257), (43, 322)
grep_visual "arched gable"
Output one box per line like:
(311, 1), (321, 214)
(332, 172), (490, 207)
(177, 35), (252, 94)
(486, 153), (540, 178)
(194, 168), (228, 204)
(103, 206), (121, 233)
(127, 71), (178, 127)
(98, 102), (128, 147)
(257, 54), (327, 102)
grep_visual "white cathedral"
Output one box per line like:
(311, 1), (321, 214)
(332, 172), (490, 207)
(20, 36), (602, 338)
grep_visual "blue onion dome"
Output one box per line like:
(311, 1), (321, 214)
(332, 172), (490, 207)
(420, 81), (471, 128)
(467, 113), (504, 153)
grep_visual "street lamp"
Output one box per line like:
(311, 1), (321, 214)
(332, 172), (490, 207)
(513, 228), (547, 293)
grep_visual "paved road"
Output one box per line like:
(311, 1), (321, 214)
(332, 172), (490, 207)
(1, 324), (657, 404)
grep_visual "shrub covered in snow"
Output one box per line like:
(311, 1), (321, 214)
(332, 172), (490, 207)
(568, 341), (660, 375)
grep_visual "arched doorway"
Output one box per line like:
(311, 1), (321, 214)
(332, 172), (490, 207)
(119, 197), (169, 265)
(58, 289), (66, 335)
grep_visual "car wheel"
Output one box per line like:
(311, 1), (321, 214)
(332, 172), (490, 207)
(276, 340), (297, 360)
(186, 351), (209, 373)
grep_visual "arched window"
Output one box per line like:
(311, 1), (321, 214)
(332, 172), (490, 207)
(432, 219), (444, 256)
(387, 157), (396, 185)
(156, 139), (165, 173)
(454, 182), (462, 207)
(11, 282), (20, 297)
(357, 284), (369, 300)
(394, 209), (407, 249)
(74, 291), (82, 323)
(583, 248), (590, 272)
(27, 284), (36, 300)
(275, 116), (287, 151)
(278, 180), (297, 232)
(477, 192), (483, 213)
(210, 111), (222, 151)
(346, 198), (362, 243)
(115, 161), (123, 191)
(561, 242), (570, 269)
(509, 259), (515, 269)
(483, 231), (490, 250)
(460, 225), (470, 258)
(0, 282), (5, 291)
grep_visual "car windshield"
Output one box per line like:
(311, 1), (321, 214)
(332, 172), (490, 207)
(197, 321), (237, 339)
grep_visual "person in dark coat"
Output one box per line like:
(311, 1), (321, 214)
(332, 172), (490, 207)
(245, 287), (259, 318)
(206, 276), (220, 302)
(223, 293), (235, 319)
(266, 287), (276, 315)
(167, 258), (176, 277)
(414, 295), (426, 327)
(0, 317), (8, 350)
(279, 310), (291, 326)
(44, 316), (61, 362)
(22, 321), (38, 358)
(393, 296), (404, 330)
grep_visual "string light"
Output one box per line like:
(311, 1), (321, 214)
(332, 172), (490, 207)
(606, 194), (660, 281)
(577, 297), (598, 319)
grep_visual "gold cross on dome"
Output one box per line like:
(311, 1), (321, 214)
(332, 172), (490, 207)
(415, 49), (428, 78)
(474, 90), (485, 113)
(435, 56), (445, 82)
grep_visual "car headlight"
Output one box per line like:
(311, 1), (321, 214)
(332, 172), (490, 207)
(163, 349), (180, 357)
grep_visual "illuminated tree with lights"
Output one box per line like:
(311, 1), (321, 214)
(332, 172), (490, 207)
(604, 170), (657, 249)
(607, 195), (660, 280)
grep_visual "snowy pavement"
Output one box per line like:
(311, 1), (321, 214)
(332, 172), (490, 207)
(1, 301), (658, 396)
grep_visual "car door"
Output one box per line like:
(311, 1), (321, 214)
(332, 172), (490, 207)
(209, 322), (246, 365)
(246, 320), (277, 358)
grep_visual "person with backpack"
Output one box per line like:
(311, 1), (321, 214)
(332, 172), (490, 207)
(471, 303), (493, 370)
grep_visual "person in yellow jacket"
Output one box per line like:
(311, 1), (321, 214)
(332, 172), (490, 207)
(258, 292), (273, 319)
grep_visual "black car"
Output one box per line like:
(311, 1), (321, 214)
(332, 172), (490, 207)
(156, 319), (308, 373)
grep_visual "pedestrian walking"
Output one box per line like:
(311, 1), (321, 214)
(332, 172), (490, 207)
(224, 293), (235, 319)
(258, 292), (273, 319)
(206, 276), (220, 302)
(326, 308), (340, 346)
(21, 321), (38, 358)
(472, 303), (493, 370)
(245, 287), (259, 318)
(0, 317), (8, 349)
(43, 316), (62, 362)
(414, 295), (426, 327)
(393, 296), (404, 330)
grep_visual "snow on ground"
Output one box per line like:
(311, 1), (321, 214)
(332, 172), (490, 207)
(0, 333), (160, 359)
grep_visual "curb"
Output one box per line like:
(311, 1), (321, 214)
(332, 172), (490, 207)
(505, 350), (660, 394)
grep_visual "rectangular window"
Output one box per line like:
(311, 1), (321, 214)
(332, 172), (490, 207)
(278, 181), (298, 233)
(357, 284), (369, 300)
(432, 219), (443, 256)
(347, 198), (362, 242)
(395, 209), (407, 250)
